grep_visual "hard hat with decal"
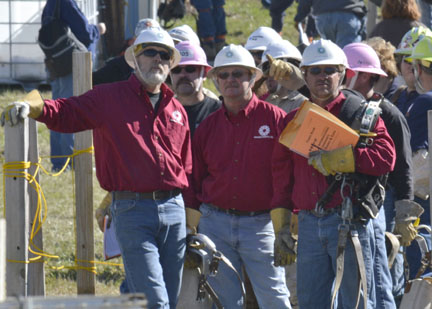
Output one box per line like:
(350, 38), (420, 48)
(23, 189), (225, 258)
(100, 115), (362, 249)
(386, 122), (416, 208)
(174, 41), (212, 74)
(395, 26), (432, 55)
(207, 44), (263, 80)
(343, 42), (387, 76)
(134, 18), (161, 37)
(261, 40), (302, 64)
(244, 27), (282, 51)
(125, 27), (181, 69)
(168, 25), (201, 46)
(301, 39), (355, 78)
(408, 35), (432, 64)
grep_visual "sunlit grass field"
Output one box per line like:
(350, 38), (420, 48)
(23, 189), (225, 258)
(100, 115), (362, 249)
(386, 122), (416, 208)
(0, 0), (300, 297)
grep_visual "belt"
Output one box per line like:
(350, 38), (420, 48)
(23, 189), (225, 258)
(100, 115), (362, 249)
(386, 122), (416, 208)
(207, 204), (269, 216)
(304, 206), (341, 218)
(113, 188), (181, 201)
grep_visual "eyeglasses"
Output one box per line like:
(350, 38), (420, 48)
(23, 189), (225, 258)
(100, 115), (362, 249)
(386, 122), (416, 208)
(250, 50), (264, 59)
(308, 66), (340, 76)
(171, 66), (199, 74)
(217, 70), (250, 80)
(139, 48), (172, 61)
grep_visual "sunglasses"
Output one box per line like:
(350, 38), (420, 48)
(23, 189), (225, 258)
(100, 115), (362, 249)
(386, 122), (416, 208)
(217, 70), (249, 80)
(171, 66), (198, 74)
(140, 48), (172, 61)
(308, 66), (340, 76)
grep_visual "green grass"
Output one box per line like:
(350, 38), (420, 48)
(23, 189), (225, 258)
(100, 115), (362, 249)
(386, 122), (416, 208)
(0, 0), (299, 297)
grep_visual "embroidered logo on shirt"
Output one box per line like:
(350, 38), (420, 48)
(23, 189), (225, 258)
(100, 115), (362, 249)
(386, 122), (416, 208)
(254, 125), (273, 139)
(170, 110), (184, 125)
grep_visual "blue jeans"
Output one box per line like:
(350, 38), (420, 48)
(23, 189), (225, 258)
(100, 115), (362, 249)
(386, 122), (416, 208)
(191, 0), (227, 42)
(198, 204), (291, 309)
(297, 211), (375, 308)
(406, 196), (431, 279)
(50, 73), (74, 171)
(314, 11), (366, 48)
(417, 0), (432, 28)
(110, 194), (186, 309)
(383, 187), (405, 304)
(372, 207), (396, 309)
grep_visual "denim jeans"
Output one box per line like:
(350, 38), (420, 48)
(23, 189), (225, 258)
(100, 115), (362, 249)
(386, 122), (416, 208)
(50, 73), (74, 171)
(383, 187), (405, 304)
(372, 207), (397, 309)
(191, 0), (227, 42)
(297, 211), (375, 308)
(417, 0), (432, 29)
(198, 204), (291, 309)
(110, 194), (186, 309)
(314, 11), (366, 48)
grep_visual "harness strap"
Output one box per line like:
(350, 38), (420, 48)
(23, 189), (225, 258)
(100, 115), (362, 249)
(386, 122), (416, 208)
(385, 231), (400, 269)
(331, 224), (349, 308)
(198, 274), (224, 308)
(351, 230), (368, 309)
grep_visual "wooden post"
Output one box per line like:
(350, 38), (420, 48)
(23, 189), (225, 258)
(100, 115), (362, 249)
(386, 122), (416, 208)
(73, 51), (95, 295)
(428, 111), (432, 241)
(5, 119), (29, 297)
(0, 219), (6, 301)
(27, 118), (45, 296)
(366, 1), (378, 37)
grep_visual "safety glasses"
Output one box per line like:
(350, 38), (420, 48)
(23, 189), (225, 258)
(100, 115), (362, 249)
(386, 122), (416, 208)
(217, 70), (250, 80)
(308, 66), (340, 76)
(137, 48), (172, 61)
(171, 66), (198, 74)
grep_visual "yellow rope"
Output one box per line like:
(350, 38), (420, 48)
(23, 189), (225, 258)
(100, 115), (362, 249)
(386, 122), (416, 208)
(2, 146), (123, 271)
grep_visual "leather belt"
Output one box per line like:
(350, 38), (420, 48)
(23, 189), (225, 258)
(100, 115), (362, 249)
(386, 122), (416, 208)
(208, 204), (269, 216)
(113, 188), (181, 201)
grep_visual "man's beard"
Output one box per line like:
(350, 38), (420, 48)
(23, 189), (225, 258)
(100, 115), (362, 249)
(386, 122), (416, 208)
(141, 70), (168, 86)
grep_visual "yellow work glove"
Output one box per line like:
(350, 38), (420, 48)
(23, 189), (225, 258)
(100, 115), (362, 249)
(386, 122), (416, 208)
(95, 192), (112, 232)
(0, 90), (44, 127)
(271, 208), (296, 266)
(308, 145), (355, 176)
(394, 200), (424, 246)
(185, 208), (202, 269)
(266, 54), (295, 80)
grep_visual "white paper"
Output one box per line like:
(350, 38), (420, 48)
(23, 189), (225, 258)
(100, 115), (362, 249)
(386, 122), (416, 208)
(103, 215), (121, 260)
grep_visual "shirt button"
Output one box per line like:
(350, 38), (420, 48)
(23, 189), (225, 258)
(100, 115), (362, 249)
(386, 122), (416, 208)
(155, 136), (159, 140)
(160, 172), (164, 176)
(233, 195), (237, 199)
(312, 172), (315, 176)
(312, 192), (315, 195)
(234, 159), (238, 163)
(158, 152), (163, 157)
(236, 123), (240, 127)
(233, 176), (237, 180)
(236, 141), (240, 145)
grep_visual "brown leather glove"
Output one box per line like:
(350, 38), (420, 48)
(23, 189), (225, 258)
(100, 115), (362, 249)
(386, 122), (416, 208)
(95, 192), (112, 232)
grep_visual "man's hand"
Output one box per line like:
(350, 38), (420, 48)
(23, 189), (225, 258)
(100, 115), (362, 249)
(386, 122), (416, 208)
(274, 225), (297, 266)
(1, 102), (30, 127)
(95, 192), (112, 232)
(266, 54), (294, 80)
(308, 145), (355, 176)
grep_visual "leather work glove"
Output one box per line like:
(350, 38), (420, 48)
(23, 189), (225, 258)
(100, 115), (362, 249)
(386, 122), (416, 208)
(0, 90), (44, 127)
(95, 192), (112, 232)
(308, 145), (355, 176)
(394, 199), (424, 246)
(266, 54), (294, 80)
(184, 208), (202, 269)
(271, 208), (296, 266)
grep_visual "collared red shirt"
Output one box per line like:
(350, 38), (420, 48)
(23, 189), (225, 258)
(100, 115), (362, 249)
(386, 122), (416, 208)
(271, 92), (396, 211)
(37, 74), (192, 192)
(184, 94), (287, 211)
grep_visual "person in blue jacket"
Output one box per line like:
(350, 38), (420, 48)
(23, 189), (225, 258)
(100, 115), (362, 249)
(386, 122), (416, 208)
(41, 0), (106, 171)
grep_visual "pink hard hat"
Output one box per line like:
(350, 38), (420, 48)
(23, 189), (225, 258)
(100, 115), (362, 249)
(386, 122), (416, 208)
(343, 43), (387, 77)
(174, 41), (212, 74)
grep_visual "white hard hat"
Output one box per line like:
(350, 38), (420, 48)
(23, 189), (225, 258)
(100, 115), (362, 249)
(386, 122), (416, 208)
(244, 27), (282, 51)
(261, 40), (302, 64)
(125, 27), (181, 69)
(134, 18), (161, 37)
(300, 39), (355, 77)
(207, 44), (263, 80)
(168, 25), (201, 46)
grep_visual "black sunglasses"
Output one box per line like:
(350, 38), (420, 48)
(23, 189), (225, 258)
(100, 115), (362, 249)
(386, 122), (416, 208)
(171, 66), (198, 74)
(308, 66), (340, 76)
(141, 48), (172, 61)
(217, 70), (249, 80)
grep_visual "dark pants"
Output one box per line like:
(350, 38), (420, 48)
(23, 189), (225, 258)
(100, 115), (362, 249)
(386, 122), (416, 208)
(270, 0), (294, 32)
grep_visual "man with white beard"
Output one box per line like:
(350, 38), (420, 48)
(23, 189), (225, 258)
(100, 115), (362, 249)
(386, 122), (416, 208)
(1, 27), (192, 309)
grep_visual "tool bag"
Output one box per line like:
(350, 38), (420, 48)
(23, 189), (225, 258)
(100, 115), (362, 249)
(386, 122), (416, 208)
(38, 0), (87, 79)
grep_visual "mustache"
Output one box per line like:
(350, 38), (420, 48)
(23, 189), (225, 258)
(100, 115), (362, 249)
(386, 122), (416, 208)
(177, 77), (192, 84)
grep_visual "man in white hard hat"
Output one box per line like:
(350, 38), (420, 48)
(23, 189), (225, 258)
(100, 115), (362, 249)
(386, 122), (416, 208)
(168, 24), (201, 46)
(245, 26), (282, 66)
(1, 27), (191, 309)
(183, 44), (292, 308)
(271, 39), (396, 308)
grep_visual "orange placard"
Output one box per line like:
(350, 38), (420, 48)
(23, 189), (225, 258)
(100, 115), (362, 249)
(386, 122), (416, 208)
(279, 100), (359, 158)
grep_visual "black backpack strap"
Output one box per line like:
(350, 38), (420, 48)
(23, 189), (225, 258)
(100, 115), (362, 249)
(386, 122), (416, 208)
(339, 89), (368, 129)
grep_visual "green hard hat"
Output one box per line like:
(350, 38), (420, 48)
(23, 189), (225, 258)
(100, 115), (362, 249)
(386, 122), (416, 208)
(395, 26), (432, 55)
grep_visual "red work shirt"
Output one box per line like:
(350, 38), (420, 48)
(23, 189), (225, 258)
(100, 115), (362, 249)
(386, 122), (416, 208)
(37, 74), (192, 192)
(184, 94), (287, 211)
(271, 92), (396, 211)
